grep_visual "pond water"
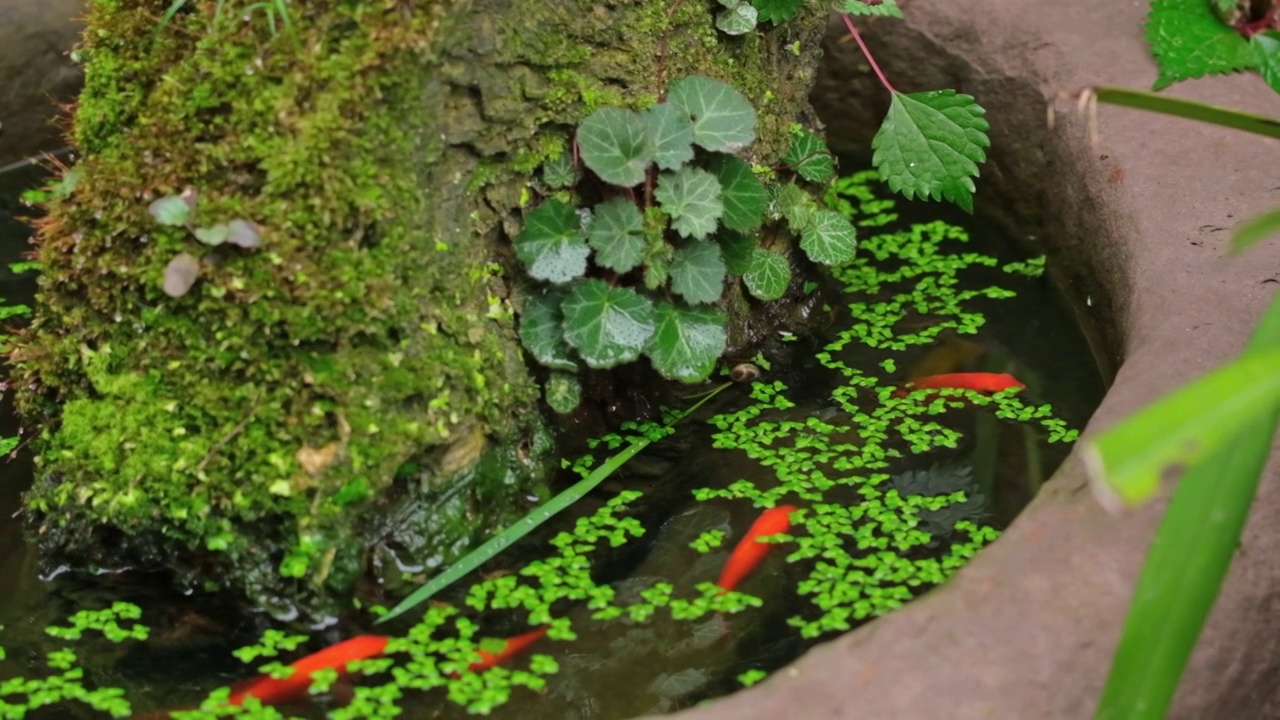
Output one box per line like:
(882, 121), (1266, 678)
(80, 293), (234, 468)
(0, 162), (1105, 719)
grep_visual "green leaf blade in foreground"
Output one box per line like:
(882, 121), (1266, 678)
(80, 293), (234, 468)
(1231, 208), (1280, 254)
(1084, 346), (1280, 508)
(743, 247), (791, 301)
(587, 198), (647, 273)
(561, 279), (656, 368)
(799, 209), (857, 266)
(375, 381), (732, 624)
(1145, 0), (1257, 89)
(518, 290), (577, 371)
(577, 107), (655, 187)
(872, 90), (990, 213)
(667, 75), (758, 153)
(707, 153), (768, 233)
(655, 166), (725, 240)
(514, 200), (590, 284)
(646, 302), (728, 382)
(1094, 293), (1280, 720)
(669, 239), (727, 305)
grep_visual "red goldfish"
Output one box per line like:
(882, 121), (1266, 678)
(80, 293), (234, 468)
(227, 634), (390, 706)
(716, 505), (798, 593)
(465, 626), (549, 673)
(894, 372), (1025, 398)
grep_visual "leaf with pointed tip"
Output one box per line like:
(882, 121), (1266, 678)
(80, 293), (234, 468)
(644, 103), (696, 171)
(706, 154), (768, 233)
(872, 90), (990, 213)
(800, 209), (858, 265)
(667, 75), (758, 152)
(646, 302), (728, 382)
(515, 200), (590, 283)
(670, 240), (727, 305)
(562, 279), (656, 368)
(1145, 0), (1257, 90)
(783, 127), (836, 183)
(519, 290), (578, 371)
(588, 198), (647, 273)
(656, 167), (724, 240)
(743, 248), (791, 301)
(1251, 31), (1280, 93)
(577, 107), (656, 187)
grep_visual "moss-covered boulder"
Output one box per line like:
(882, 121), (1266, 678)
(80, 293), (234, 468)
(11, 0), (827, 621)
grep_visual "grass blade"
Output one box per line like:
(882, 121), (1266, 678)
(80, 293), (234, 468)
(1231, 208), (1280, 255)
(1093, 292), (1280, 719)
(1092, 86), (1280, 139)
(376, 382), (733, 624)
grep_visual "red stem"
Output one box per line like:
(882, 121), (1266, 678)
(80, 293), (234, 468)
(841, 14), (897, 94)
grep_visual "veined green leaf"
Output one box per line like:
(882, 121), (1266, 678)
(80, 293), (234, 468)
(838, 0), (904, 19)
(743, 247), (791, 301)
(718, 229), (758, 275)
(799, 209), (857, 266)
(577, 107), (655, 187)
(775, 182), (817, 231)
(872, 90), (989, 213)
(783, 127), (836, 183)
(561, 279), (656, 368)
(646, 302), (728, 382)
(655, 166), (725, 240)
(542, 152), (576, 189)
(644, 103), (696, 171)
(667, 75), (758, 152)
(717, 0), (758, 35)
(514, 200), (590, 284)
(1145, 0), (1257, 90)
(587, 198), (647, 273)
(518, 289), (577, 371)
(1251, 31), (1280, 93)
(670, 240), (727, 305)
(544, 373), (583, 414)
(707, 153), (768, 233)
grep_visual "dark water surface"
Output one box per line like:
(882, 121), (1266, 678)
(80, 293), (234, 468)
(0, 162), (1106, 718)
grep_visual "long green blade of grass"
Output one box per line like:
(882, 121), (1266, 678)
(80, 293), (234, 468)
(1093, 291), (1280, 719)
(376, 382), (733, 624)
(1092, 86), (1280, 139)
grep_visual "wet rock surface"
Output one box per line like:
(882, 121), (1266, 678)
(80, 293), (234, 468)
(0, 0), (83, 165)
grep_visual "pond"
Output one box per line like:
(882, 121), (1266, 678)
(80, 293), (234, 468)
(0, 163), (1105, 719)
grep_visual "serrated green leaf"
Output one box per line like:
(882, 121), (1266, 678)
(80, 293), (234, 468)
(646, 302), (727, 382)
(1231, 208), (1280, 254)
(872, 90), (990, 213)
(1146, 0), (1257, 90)
(838, 0), (904, 18)
(562, 279), (656, 367)
(1251, 31), (1280, 93)
(717, 1), (758, 35)
(148, 195), (191, 226)
(644, 103), (696, 171)
(750, 0), (803, 23)
(577, 107), (656, 187)
(519, 290), (578, 371)
(775, 182), (817, 230)
(587, 198), (647, 273)
(515, 200), (590, 283)
(545, 373), (583, 414)
(743, 247), (791, 300)
(783, 127), (836, 183)
(800, 209), (858, 265)
(543, 152), (576, 189)
(656, 166), (725, 240)
(706, 153), (768, 232)
(718, 230), (758, 275)
(667, 75), (758, 152)
(670, 240), (727, 304)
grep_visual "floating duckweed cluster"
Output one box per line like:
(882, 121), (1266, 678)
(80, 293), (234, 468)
(0, 172), (1081, 717)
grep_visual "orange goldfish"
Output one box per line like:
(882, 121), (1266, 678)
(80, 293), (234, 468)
(894, 372), (1025, 398)
(464, 626), (549, 673)
(716, 505), (798, 593)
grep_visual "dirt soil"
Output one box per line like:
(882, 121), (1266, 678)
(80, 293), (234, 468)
(657, 1), (1280, 718)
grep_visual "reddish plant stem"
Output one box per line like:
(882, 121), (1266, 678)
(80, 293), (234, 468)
(841, 13), (897, 94)
(654, 0), (688, 99)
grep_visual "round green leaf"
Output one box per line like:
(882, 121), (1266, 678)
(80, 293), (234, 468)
(193, 223), (229, 247)
(799, 209), (857, 265)
(562, 279), (656, 368)
(148, 195), (191, 226)
(544, 373), (583, 414)
(783, 128), (836, 183)
(666, 75), (757, 153)
(519, 290), (578, 371)
(743, 247), (791, 301)
(515, 200), (590, 284)
(577, 107), (655, 187)
(717, 230), (758, 275)
(706, 153), (768, 233)
(542, 152), (576, 189)
(587, 198), (647, 273)
(644, 104), (696, 171)
(775, 182), (817, 231)
(645, 302), (727, 383)
(655, 166), (724, 240)
(670, 240), (727, 305)
(716, 1), (758, 35)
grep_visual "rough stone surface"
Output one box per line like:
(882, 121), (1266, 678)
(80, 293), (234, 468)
(657, 2), (1280, 719)
(0, 0), (83, 165)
